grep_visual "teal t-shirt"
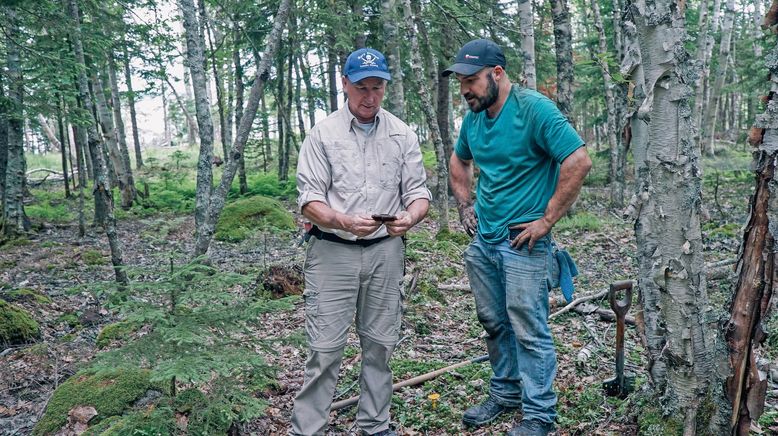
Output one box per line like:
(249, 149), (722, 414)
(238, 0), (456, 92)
(454, 85), (584, 244)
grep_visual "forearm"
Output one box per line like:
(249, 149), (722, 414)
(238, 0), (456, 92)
(449, 154), (474, 206)
(405, 198), (430, 226)
(543, 147), (592, 226)
(302, 201), (348, 230)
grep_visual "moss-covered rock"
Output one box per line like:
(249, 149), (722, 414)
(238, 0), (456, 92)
(0, 299), (40, 346)
(215, 195), (295, 242)
(33, 368), (160, 436)
(96, 321), (138, 349)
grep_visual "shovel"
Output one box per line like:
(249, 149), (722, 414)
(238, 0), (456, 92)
(602, 280), (635, 398)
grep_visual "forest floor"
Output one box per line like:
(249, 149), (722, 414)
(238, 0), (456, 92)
(1, 150), (776, 435)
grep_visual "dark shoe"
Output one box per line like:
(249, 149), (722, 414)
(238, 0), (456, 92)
(462, 396), (520, 427)
(362, 430), (396, 436)
(506, 419), (556, 436)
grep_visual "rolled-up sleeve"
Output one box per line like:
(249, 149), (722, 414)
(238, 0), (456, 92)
(296, 128), (330, 211)
(400, 129), (433, 208)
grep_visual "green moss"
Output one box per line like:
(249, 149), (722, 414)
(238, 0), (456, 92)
(82, 249), (105, 266)
(4, 288), (52, 304)
(435, 228), (471, 246)
(215, 195), (295, 242)
(2, 237), (30, 247)
(33, 368), (160, 436)
(57, 313), (80, 328)
(702, 222), (741, 239)
(96, 321), (138, 349)
(174, 388), (207, 413)
(26, 203), (74, 223)
(0, 300), (40, 345)
(555, 211), (605, 233)
(635, 395), (683, 435)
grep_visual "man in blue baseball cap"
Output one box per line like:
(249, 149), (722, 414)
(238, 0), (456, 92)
(446, 39), (591, 436)
(291, 47), (431, 436)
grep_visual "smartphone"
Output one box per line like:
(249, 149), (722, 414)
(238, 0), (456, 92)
(371, 213), (397, 222)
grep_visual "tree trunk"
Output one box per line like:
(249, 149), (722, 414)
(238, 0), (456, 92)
(628, 0), (719, 432)
(3, 7), (28, 238)
(611, 0), (624, 63)
(122, 42), (143, 169)
(693, 0), (721, 150)
(192, 0), (291, 257)
(108, 52), (137, 209)
(261, 92), (271, 172)
(165, 77), (199, 146)
(724, 24), (778, 432)
(179, 0), (216, 250)
(57, 97), (71, 198)
(277, 49), (287, 180)
(412, 0), (437, 111)
(92, 71), (127, 191)
(0, 78), (8, 224)
(382, 0), (405, 118)
(549, 0), (574, 120)
(203, 6), (229, 160)
(437, 59), (452, 162)
(703, 0), (735, 156)
(326, 26), (339, 112)
(71, 123), (87, 237)
(402, 0), (447, 231)
(37, 115), (62, 151)
(517, 0), (536, 89)
(591, 0), (622, 208)
(233, 23), (248, 195)
(292, 14), (306, 142)
(299, 54), (317, 128)
(161, 79), (170, 146)
(66, 0), (127, 285)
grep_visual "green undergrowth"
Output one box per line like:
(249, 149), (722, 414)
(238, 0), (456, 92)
(2, 288), (52, 304)
(47, 259), (298, 433)
(215, 195), (295, 242)
(555, 211), (610, 233)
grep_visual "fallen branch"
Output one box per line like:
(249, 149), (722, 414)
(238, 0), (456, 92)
(331, 354), (489, 411)
(549, 289), (610, 320)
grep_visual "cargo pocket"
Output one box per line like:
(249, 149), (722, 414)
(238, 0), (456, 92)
(302, 288), (320, 343)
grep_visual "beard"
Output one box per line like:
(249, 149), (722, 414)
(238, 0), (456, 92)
(464, 73), (499, 113)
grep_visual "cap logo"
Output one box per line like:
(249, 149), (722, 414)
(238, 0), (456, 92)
(465, 54), (479, 59)
(358, 52), (378, 68)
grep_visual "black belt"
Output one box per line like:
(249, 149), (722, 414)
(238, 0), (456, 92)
(309, 225), (390, 247)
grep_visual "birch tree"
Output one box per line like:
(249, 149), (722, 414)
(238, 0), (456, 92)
(382, 0), (405, 118)
(626, 0), (717, 431)
(517, 0), (536, 89)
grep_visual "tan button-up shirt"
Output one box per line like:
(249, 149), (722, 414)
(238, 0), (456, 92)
(297, 105), (432, 240)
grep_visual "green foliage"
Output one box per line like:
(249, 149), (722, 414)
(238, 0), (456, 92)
(81, 406), (175, 436)
(634, 392), (684, 435)
(56, 312), (80, 328)
(86, 260), (296, 431)
(2, 288), (52, 304)
(421, 148), (436, 172)
(238, 172), (298, 199)
(583, 150), (609, 187)
(96, 321), (139, 349)
(25, 189), (76, 223)
(702, 222), (741, 239)
(215, 195), (295, 242)
(555, 211), (606, 233)
(81, 249), (106, 266)
(33, 368), (161, 436)
(0, 299), (40, 345)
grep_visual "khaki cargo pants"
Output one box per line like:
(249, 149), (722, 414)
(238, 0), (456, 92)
(290, 236), (404, 435)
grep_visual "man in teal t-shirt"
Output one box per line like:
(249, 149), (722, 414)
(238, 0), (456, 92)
(445, 39), (591, 436)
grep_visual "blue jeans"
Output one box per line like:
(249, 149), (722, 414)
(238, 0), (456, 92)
(464, 233), (557, 424)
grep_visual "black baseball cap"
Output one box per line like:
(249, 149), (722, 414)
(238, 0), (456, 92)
(442, 39), (506, 77)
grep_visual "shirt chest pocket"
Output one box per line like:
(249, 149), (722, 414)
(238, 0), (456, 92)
(377, 138), (402, 191)
(324, 140), (363, 193)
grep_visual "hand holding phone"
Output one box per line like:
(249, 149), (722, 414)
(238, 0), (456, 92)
(371, 213), (397, 222)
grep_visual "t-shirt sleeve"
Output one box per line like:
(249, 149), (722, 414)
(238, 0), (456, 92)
(454, 113), (473, 161)
(532, 97), (585, 163)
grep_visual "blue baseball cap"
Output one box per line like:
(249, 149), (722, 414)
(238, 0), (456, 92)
(443, 39), (506, 77)
(343, 48), (392, 83)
